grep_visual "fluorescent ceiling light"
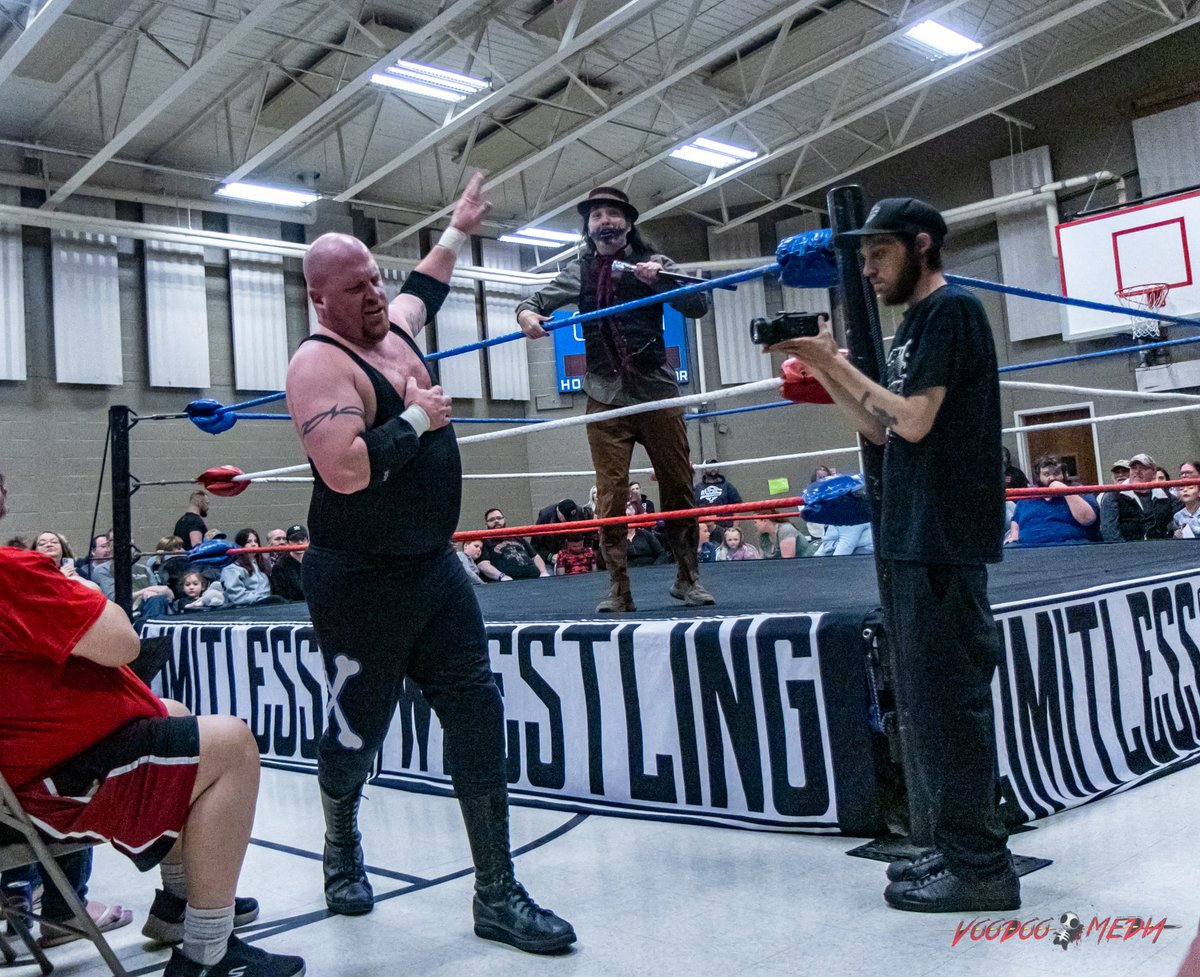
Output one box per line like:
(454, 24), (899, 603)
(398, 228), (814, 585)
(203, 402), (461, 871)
(499, 232), (578, 248)
(670, 136), (758, 169)
(903, 20), (983, 57)
(512, 227), (579, 244)
(215, 182), (318, 207)
(371, 61), (488, 102)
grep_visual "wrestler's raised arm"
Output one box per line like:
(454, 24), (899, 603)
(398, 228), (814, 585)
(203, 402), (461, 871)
(389, 171), (492, 337)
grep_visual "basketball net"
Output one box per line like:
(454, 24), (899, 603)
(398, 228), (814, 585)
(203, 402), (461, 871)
(1116, 282), (1169, 341)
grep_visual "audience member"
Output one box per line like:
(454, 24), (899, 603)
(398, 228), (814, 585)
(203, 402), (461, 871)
(92, 531), (174, 614)
(265, 528), (288, 572)
(754, 516), (812, 559)
(476, 509), (549, 581)
(77, 532), (113, 581)
(152, 536), (190, 596)
(694, 461), (743, 531)
(269, 525), (307, 602)
(1, 851), (132, 949)
(716, 526), (760, 561)
(1099, 453), (1174, 541)
(1109, 459), (1131, 484)
(697, 521), (719, 563)
(457, 540), (485, 585)
(173, 571), (225, 613)
(628, 482), (655, 514)
(1002, 447), (1029, 489)
(1174, 477), (1200, 539)
(555, 537), (596, 575)
(1155, 466), (1171, 482)
(532, 499), (581, 566)
(1006, 454), (1099, 547)
(814, 522), (874, 556)
(220, 529), (272, 606)
(625, 523), (667, 567)
(173, 490), (210, 548)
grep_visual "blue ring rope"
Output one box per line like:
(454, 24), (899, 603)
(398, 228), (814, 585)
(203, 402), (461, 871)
(946, 274), (1199, 330)
(425, 262), (779, 361)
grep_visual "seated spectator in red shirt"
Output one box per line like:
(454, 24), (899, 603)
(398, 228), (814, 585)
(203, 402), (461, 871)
(0, 470), (302, 977)
(555, 537), (596, 575)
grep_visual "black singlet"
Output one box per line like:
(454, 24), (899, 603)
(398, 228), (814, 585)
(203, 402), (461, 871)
(302, 326), (462, 556)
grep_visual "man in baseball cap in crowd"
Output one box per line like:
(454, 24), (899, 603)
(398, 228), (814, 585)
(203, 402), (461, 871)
(764, 196), (1019, 912)
(269, 525), (308, 602)
(532, 499), (582, 567)
(1099, 452), (1175, 542)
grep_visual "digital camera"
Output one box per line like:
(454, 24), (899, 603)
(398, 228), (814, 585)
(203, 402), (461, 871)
(749, 311), (822, 346)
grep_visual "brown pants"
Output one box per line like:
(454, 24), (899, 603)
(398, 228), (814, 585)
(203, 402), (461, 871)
(585, 398), (700, 596)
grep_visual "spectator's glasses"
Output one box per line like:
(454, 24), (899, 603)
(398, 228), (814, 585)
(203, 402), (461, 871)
(485, 514), (505, 524)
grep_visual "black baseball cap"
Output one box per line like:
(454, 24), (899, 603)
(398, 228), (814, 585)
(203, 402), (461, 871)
(286, 524), (309, 541)
(556, 499), (580, 520)
(836, 197), (947, 244)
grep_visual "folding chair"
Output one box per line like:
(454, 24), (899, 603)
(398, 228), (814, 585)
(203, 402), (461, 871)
(0, 770), (129, 976)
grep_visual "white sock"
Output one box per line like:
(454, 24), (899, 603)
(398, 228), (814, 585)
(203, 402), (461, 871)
(160, 860), (187, 899)
(181, 904), (234, 966)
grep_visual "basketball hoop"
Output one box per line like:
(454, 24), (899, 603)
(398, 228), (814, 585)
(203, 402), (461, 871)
(1116, 282), (1169, 340)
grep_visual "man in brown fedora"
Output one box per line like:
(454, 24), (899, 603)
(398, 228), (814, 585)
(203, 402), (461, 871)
(516, 187), (714, 612)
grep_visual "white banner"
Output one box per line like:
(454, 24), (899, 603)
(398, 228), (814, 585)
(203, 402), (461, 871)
(146, 614), (843, 831)
(994, 568), (1200, 821)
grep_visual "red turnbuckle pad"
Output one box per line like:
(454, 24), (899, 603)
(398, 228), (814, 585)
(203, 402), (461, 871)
(197, 465), (249, 497)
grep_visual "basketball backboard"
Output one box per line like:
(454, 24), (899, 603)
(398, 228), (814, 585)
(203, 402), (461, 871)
(1056, 188), (1200, 340)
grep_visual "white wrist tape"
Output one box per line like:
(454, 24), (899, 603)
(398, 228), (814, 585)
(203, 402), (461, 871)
(436, 226), (468, 256)
(401, 403), (431, 437)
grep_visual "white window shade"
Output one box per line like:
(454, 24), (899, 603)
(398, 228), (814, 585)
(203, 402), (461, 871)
(227, 216), (288, 391)
(0, 185), (25, 380)
(707, 225), (770, 384)
(143, 205), (210, 388)
(52, 196), (122, 385)
(480, 239), (530, 401)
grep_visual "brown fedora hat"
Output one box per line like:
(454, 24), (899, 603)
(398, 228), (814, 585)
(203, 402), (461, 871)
(576, 186), (639, 223)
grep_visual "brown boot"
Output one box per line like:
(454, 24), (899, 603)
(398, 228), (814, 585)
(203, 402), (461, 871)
(597, 567), (635, 613)
(669, 551), (715, 606)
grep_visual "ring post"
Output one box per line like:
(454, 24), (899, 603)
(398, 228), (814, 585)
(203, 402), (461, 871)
(109, 405), (135, 617)
(827, 185), (930, 850)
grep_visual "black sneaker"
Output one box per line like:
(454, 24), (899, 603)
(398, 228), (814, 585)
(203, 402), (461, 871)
(142, 889), (261, 944)
(162, 934), (304, 977)
(885, 848), (944, 883)
(884, 864), (1021, 914)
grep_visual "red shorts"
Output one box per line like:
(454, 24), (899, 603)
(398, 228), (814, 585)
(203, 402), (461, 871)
(18, 716), (200, 871)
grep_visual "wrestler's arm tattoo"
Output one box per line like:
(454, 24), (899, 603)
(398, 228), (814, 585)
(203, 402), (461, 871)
(860, 390), (898, 428)
(300, 404), (365, 437)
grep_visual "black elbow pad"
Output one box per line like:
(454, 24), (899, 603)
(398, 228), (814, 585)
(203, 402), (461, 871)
(400, 271), (451, 323)
(360, 415), (420, 487)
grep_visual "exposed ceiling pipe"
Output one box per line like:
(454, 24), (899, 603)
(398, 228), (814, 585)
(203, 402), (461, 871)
(0, 200), (556, 286)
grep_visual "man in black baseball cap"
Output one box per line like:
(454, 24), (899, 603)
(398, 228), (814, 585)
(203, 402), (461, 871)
(269, 524), (308, 602)
(764, 197), (1018, 913)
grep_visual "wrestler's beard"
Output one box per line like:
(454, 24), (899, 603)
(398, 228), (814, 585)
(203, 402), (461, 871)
(590, 226), (627, 251)
(881, 247), (922, 306)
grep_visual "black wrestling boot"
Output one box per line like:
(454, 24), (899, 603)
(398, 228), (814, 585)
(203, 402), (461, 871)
(458, 789), (577, 954)
(319, 786), (374, 915)
(884, 862), (1020, 913)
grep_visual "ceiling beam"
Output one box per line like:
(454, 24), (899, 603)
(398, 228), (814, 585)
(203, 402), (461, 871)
(221, 0), (485, 186)
(335, 0), (673, 202)
(373, 0), (832, 246)
(715, 9), (1200, 231)
(637, 0), (1114, 226)
(42, 0), (293, 209)
(0, 0), (73, 89)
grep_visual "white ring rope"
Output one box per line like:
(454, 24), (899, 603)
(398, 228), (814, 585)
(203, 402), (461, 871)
(231, 379), (1200, 486)
(454, 377), (783, 446)
(1000, 380), (1200, 402)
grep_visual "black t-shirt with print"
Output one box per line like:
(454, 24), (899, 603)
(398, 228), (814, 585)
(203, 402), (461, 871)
(879, 284), (1003, 565)
(481, 537), (541, 579)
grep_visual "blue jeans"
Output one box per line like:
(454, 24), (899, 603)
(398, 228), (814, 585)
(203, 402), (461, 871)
(1, 848), (92, 923)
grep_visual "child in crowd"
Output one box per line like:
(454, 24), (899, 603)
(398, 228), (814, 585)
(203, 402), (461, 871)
(174, 571), (225, 612)
(1175, 482), (1200, 539)
(555, 536), (596, 575)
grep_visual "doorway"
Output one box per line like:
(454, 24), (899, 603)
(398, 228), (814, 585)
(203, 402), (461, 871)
(1015, 403), (1099, 485)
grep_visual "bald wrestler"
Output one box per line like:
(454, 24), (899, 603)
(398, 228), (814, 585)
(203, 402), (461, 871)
(285, 173), (575, 954)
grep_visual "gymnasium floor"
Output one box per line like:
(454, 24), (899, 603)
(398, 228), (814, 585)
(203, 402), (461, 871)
(19, 756), (1200, 977)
